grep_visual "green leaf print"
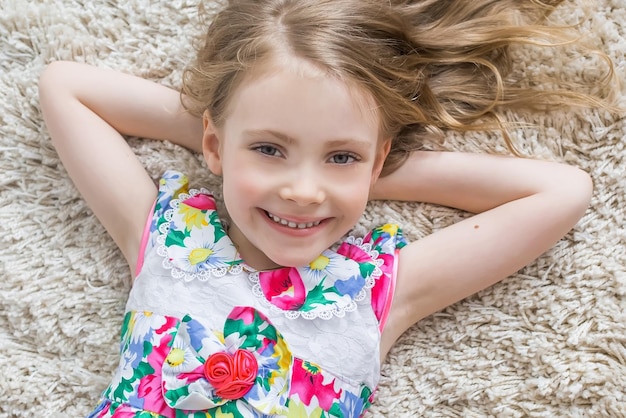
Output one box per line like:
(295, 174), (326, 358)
(328, 402), (344, 417)
(120, 312), (133, 349)
(212, 400), (248, 418)
(112, 360), (155, 400)
(165, 228), (188, 248)
(176, 411), (214, 418)
(257, 374), (271, 392)
(224, 310), (278, 350)
(164, 384), (191, 405)
(208, 211), (226, 243)
(300, 280), (341, 312)
(358, 261), (376, 279)
(143, 340), (153, 357)
(136, 411), (161, 418)
(360, 385), (373, 410)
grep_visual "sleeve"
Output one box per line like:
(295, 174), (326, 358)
(135, 170), (190, 275)
(363, 224), (407, 333)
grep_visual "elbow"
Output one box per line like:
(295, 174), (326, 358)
(39, 61), (62, 118)
(561, 166), (593, 221)
(38, 61), (79, 146)
(38, 61), (71, 106)
(572, 167), (593, 212)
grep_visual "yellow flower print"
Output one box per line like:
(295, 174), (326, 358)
(167, 227), (234, 273)
(303, 250), (360, 282)
(129, 311), (167, 345)
(164, 337), (195, 373)
(379, 223), (398, 236)
(268, 334), (292, 384)
(178, 204), (209, 231)
(166, 348), (185, 367)
(285, 400), (324, 418)
(188, 247), (214, 265)
(158, 172), (189, 205)
(214, 410), (235, 418)
(309, 255), (330, 271)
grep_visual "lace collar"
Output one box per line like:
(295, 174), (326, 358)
(156, 190), (384, 320)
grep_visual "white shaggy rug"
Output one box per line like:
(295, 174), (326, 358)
(1, 0), (625, 416)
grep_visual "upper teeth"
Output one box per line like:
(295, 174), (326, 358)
(268, 212), (322, 229)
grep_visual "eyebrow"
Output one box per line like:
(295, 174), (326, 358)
(242, 129), (374, 150)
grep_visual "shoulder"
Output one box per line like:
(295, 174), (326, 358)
(136, 171), (234, 277)
(363, 224), (407, 253)
(335, 224), (407, 330)
(335, 224), (406, 280)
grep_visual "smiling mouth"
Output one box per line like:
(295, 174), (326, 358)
(265, 211), (323, 229)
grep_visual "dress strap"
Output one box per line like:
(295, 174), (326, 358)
(135, 171), (190, 276)
(362, 224), (407, 332)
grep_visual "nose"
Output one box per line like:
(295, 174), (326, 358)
(279, 170), (326, 206)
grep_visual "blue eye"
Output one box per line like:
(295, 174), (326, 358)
(254, 145), (281, 157)
(330, 153), (358, 164)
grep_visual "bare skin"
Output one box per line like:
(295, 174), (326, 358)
(39, 61), (593, 363)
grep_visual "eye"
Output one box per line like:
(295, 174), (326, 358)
(253, 144), (282, 157)
(329, 153), (359, 165)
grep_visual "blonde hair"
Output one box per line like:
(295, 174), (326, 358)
(182, 0), (617, 175)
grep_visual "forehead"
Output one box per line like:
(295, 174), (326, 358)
(223, 57), (381, 141)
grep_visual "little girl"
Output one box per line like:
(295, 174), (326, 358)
(38, 0), (614, 416)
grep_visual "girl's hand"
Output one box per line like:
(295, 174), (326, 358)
(39, 62), (202, 275)
(378, 151), (592, 359)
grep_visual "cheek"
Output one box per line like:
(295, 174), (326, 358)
(220, 160), (267, 213)
(222, 171), (254, 204)
(333, 176), (371, 214)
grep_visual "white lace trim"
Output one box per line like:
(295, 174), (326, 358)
(157, 188), (243, 282)
(156, 188), (389, 319)
(247, 235), (385, 320)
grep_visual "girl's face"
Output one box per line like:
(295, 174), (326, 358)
(203, 60), (389, 269)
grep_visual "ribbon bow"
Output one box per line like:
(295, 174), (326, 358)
(161, 306), (292, 414)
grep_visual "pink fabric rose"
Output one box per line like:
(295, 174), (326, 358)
(204, 349), (258, 399)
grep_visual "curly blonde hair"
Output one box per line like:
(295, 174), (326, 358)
(182, 0), (616, 175)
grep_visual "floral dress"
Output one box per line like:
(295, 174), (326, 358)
(88, 170), (406, 418)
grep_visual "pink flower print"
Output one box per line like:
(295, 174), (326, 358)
(184, 193), (217, 211)
(106, 408), (137, 418)
(290, 358), (341, 410)
(370, 273), (390, 322)
(258, 268), (306, 310)
(229, 306), (257, 325)
(376, 252), (395, 277)
(137, 373), (174, 418)
(137, 318), (179, 417)
(337, 242), (370, 263)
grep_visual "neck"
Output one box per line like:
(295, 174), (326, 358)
(228, 222), (282, 271)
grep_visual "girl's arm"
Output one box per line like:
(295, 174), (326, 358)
(39, 61), (203, 275)
(378, 151), (592, 357)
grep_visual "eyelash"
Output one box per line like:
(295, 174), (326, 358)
(329, 153), (360, 165)
(253, 144), (282, 157)
(251, 144), (361, 165)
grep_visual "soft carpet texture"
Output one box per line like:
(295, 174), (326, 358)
(1, 0), (625, 416)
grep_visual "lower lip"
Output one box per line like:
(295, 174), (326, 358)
(261, 210), (327, 237)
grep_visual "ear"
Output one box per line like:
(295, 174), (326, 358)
(371, 138), (392, 184)
(202, 111), (223, 176)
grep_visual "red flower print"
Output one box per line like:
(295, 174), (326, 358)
(258, 268), (306, 310)
(184, 193), (217, 211)
(204, 349), (258, 399)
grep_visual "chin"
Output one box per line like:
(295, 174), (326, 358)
(268, 252), (321, 268)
